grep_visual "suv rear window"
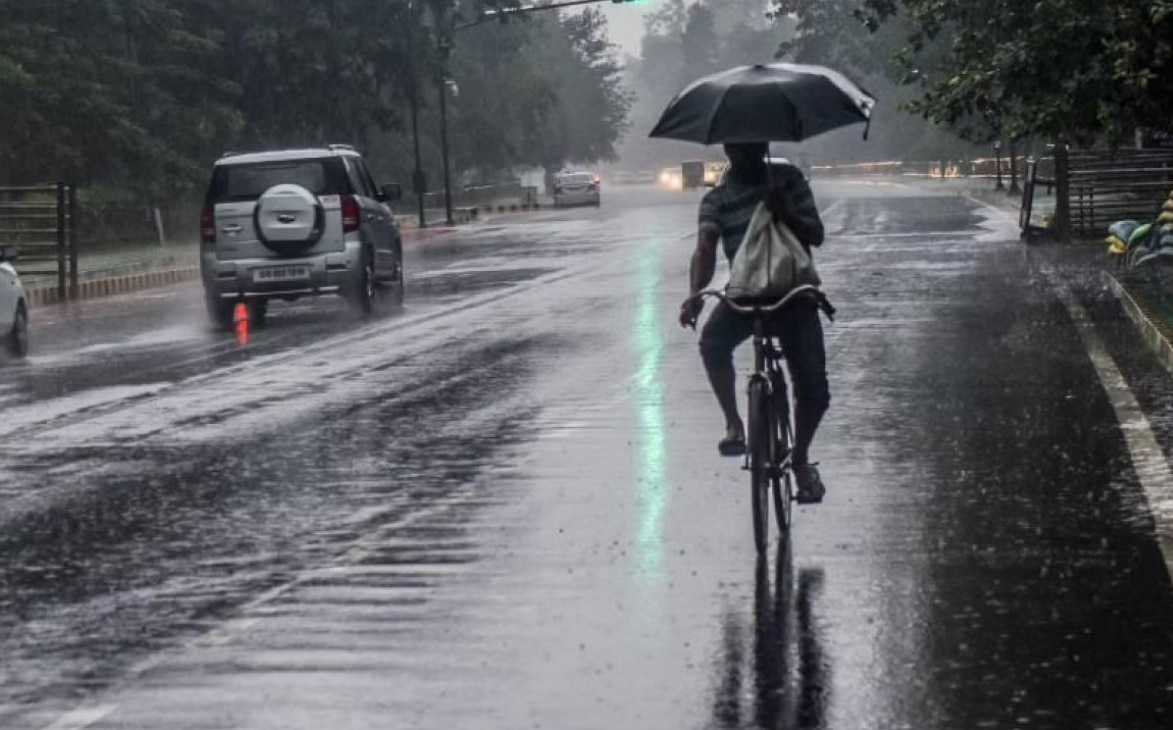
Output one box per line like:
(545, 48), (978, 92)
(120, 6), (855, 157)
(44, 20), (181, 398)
(207, 158), (352, 204)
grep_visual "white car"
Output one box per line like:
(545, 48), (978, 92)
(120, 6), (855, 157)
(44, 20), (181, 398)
(0, 245), (28, 359)
(552, 172), (601, 208)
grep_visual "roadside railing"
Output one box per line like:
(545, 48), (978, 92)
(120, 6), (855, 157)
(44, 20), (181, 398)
(1068, 151), (1173, 236)
(0, 183), (78, 300)
(811, 157), (1024, 181)
(1018, 151), (1173, 238)
(422, 182), (525, 211)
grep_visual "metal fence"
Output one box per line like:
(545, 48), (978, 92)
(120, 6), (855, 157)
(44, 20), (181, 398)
(421, 182), (525, 210)
(1019, 151), (1173, 237)
(0, 183), (78, 299)
(1068, 151), (1173, 235)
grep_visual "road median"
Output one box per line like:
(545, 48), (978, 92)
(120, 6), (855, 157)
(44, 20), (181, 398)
(25, 266), (201, 307)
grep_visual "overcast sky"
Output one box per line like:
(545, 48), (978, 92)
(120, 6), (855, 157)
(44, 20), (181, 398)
(599, 0), (669, 57)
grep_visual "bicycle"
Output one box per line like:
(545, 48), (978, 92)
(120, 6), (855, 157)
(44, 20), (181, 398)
(689, 284), (823, 553)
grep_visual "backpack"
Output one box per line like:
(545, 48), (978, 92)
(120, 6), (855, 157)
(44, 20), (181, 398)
(726, 200), (820, 300)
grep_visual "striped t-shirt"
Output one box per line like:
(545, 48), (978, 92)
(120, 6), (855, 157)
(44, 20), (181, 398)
(698, 164), (819, 262)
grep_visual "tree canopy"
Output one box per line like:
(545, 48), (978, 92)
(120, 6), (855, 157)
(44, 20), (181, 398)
(777, 0), (1173, 147)
(619, 0), (794, 169)
(0, 0), (630, 201)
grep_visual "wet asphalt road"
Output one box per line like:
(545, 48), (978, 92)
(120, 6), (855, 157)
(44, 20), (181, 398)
(3, 183), (1173, 729)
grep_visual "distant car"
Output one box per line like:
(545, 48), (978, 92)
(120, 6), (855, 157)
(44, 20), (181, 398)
(715, 157), (800, 187)
(659, 167), (683, 190)
(704, 162), (726, 186)
(200, 144), (405, 329)
(0, 244), (28, 359)
(553, 171), (601, 208)
(682, 160), (706, 189)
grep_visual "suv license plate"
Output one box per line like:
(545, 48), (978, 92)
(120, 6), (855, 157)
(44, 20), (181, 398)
(254, 265), (310, 283)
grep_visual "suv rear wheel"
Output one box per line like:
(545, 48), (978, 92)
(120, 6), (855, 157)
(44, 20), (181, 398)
(207, 297), (235, 331)
(346, 247), (376, 314)
(7, 303), (28, 358)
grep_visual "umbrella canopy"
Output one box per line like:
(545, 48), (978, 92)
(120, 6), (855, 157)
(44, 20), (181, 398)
(649, 63), (876, 145)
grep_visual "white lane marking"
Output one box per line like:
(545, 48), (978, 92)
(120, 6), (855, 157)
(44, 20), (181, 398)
(37, 705), (116, 730)
(1053, 282), (1173, 577)
(973, 175), (1173, 574)
(951, 194), (1173, 574)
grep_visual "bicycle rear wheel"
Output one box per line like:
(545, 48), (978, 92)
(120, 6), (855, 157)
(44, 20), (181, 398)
(771, 461), (793, 533)
(748, 378), (771, 554)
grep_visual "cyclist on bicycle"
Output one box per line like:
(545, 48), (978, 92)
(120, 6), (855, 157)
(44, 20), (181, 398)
(678, 142), (829, 504)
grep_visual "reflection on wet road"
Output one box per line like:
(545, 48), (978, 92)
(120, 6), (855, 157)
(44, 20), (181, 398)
(3, 184), (1173, 729)
(710, 542), (830, 730)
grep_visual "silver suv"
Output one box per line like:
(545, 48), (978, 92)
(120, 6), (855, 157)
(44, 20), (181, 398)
(200, 145), (404, 328)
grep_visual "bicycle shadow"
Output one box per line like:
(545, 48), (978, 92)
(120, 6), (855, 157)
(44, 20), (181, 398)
(709, 539), (832, 730)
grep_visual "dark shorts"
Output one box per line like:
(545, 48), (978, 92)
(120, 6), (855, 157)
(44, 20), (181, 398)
(699, 298), (830, 412)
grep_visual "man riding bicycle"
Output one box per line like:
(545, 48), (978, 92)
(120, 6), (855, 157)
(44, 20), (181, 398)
(679, 142), (829, 504)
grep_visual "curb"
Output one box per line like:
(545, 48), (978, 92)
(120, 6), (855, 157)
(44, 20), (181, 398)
(25, 266), (201, 308)
(1102, 269), (1173, 377)
(487, 202), (543, 214)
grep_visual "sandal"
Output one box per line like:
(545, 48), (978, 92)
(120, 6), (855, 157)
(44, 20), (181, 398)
(718, 433), (747, 457)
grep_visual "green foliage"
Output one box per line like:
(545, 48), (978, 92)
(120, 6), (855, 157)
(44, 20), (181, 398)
(0, 0), (630, 201)
(621, 0), (792, 168)
(448, 7), (631, 178)
(780, 0), (1173, 147)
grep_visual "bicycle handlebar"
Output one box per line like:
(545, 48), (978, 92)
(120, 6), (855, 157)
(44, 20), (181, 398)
(689, 284), (822, 315)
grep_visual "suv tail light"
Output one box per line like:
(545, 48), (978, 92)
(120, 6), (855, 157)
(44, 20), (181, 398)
(200, 207), (215, 246)
(341, 195), (361, 233)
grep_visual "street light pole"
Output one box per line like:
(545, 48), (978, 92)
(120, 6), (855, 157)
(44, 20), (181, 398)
(433, 0), (638, 226)
(993, 139), (1005, 191)
(406, 0), (428, 228)
(409, 91), (428, 229)
(437, 35), (454, 227)
(1008, 137), (1021, 195)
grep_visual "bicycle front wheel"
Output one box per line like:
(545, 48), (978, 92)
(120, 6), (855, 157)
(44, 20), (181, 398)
(748, 377), (771, 554)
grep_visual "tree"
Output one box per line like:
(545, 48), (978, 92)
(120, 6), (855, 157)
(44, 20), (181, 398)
(619, 0), (797, 170)
(0, 0), (628, 215)
(523, 9), (632, 178)
(0, 0), (240, 195)
(682, 5), (719, 83)
(796, 0), (1173, 235)
(772, 0), (989, 163)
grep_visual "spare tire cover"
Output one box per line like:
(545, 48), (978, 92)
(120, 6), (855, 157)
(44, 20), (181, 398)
(254, 184), (325, 256)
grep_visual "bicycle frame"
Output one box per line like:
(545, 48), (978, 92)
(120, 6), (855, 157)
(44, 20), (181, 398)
(694, 284), (816, 470)
(747, 313), (793, 475)
(691, 285), (818, 550)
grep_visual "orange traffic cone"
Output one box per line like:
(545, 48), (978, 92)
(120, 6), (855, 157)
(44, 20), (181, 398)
(234, 301), (249, 346)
